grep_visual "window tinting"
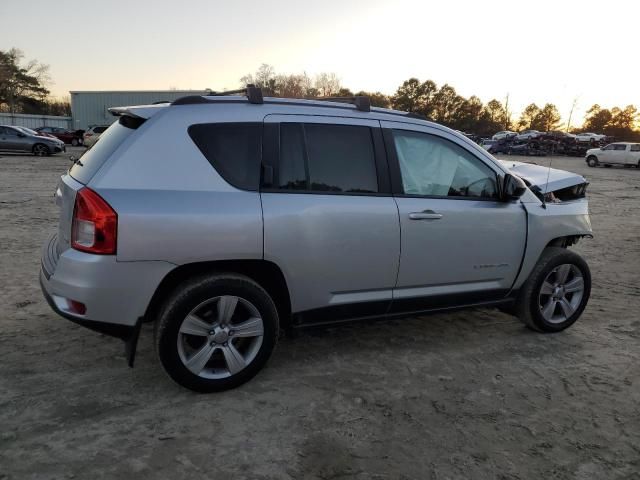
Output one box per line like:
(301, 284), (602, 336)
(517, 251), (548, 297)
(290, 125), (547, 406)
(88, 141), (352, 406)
(392, 130), (498, 199)
(613, 144), (627, 151)
(188, 123), (262, 190)
(277, 123), (378, 194)
(630, 144), (640, 152)
(278, 123), (307, 190)
(94, 126), (108, 134)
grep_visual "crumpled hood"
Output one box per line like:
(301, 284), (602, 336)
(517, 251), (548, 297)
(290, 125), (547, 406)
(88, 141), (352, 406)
(499, 160), (587, 194)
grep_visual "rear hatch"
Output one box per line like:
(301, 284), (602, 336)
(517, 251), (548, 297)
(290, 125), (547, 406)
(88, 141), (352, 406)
(54, 113), (152, 256)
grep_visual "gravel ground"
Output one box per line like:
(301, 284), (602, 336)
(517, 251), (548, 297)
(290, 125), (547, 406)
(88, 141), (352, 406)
(1, 148), (639, 479)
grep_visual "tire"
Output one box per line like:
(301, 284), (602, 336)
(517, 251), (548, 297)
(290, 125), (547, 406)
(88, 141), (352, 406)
(32, 143), (50, 156)
(516, 247), (591, 333)
(71, 138), (79, 146)
(586, 155), (598, 167)
(604, 164), (611, 168)
(154, 273), (279, 392)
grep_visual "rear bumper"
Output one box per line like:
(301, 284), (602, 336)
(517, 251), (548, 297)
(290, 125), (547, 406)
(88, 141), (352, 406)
(40, 234), (175, 328)
(40, 234), (175, 365)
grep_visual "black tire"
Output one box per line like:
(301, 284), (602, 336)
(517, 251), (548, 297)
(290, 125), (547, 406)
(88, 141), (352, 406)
(154, 273), (279, 392)
(32, 143), (50, 156)
(516, 247), (591, 333)
(586, 155), (598, 167)
(71, 138), (79, 146)
(604, 164), (611, 168)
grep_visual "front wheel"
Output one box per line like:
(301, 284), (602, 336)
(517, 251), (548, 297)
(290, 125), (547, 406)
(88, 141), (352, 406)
(71, 138), (79, 146)
(154, 273), (279, 392)
(32, 143), (50, 156)
(586, 155), (598, 167)
(516, 247), (591, 332)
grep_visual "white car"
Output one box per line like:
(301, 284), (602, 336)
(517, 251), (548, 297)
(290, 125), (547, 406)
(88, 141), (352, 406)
(492, 130), (517, 141)
(575, 132), (606, 143)
(586, 142), (640, 168)
(83, 125), (110, 147)
(516, 130), (542, 141)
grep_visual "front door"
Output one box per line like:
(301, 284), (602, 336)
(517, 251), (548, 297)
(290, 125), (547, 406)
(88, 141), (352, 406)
(261, 115), (400, 323)
(381, 121), (527, 312)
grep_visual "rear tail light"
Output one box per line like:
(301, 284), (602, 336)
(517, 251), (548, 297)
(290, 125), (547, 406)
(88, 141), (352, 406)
(71, 188), (117, 254)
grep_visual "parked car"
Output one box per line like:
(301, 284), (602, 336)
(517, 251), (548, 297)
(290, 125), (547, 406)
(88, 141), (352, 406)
(586, 142), (640, 168)
(515, 130), (542, 141)
(0, 125), (65, 155)
(83, 125), (110, 147)
(34, 126), (84, 146)
(492, 130), (517, 140)
(40, 88), (593, 392)
(575, 132), (606, 143)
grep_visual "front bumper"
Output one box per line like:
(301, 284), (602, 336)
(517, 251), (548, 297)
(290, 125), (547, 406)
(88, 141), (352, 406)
(50, 143), (65, 153)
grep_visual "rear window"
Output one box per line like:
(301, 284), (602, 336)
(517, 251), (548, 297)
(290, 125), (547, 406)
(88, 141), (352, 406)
(276, 123), (378, 194)
(69, 117), (141, 184)
(188, 123), (262, 190)
(93, 126), (108, 134)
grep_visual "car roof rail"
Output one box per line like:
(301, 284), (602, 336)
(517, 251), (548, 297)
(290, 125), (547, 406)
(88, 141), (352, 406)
(172, 84), (264, 106)
(313, 95), (371, 112)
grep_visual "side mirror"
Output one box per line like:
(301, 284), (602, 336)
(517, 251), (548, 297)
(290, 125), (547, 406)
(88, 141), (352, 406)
(502, 173), (527, 201)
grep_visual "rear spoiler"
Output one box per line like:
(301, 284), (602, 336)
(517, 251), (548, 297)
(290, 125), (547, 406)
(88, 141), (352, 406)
(108, 103), (169, 120)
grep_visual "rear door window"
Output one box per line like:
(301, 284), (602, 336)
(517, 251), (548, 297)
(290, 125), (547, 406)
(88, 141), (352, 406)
(276, 123), (378, 194)
(188, 123), (262, 190)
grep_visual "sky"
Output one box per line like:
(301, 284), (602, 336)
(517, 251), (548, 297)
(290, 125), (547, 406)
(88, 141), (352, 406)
(1, 0), (638, 126)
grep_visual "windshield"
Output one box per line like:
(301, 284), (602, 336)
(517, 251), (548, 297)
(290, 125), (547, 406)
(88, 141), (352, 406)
(16, 126), (38, 135)
(69, 118), (140, 184)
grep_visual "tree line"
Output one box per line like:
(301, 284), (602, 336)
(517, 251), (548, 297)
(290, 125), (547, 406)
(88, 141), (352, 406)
(0, 48), (70, 116)
(1, 51), (638, 139)
(242, 64), (639, 139)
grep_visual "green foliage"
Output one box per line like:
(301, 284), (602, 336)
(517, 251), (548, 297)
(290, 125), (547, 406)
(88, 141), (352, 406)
(581, 104), (639, 140)
(0, 48), (50, 113)
(530, 104), (562, 132)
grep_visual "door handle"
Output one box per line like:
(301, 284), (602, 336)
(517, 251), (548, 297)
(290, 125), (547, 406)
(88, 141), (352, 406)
(408, 210), (443, 220)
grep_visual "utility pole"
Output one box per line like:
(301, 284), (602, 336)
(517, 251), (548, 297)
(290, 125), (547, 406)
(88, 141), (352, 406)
(504, 93), (510, 130)
(566, 97), (578, 133)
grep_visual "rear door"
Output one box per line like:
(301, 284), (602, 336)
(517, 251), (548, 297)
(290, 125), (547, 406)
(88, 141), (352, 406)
(381, 121), (527, 312)
(261, 115), (400, 322)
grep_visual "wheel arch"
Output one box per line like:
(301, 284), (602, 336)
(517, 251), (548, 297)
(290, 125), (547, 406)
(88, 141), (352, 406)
(144, 259), (292, 328)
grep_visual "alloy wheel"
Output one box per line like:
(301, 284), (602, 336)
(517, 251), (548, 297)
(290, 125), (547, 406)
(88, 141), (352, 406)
(177, 295), (264, 379)
(33, 144), (48, 156)
(538, 264), (585, 324)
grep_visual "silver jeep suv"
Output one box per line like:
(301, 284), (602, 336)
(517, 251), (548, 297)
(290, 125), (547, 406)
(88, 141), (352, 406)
(40, 86), (593, 392)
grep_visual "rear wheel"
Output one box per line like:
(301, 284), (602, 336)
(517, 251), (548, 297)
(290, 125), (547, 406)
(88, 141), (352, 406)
(516, 247), (591, 332)
(32, 143), (50, 156)
(155, 273), (279, 392)
(586, 155), (598, 167)
(71, 138), (79, 146)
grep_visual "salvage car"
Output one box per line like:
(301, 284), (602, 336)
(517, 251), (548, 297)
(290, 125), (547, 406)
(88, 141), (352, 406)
(40, 87), (593, 392)
(575, 132), (607, 143)
(0, 125), (66, 155)
(492, 130), (517, 140)
(586, 142), (640, 168)
(35, 126), (84, 146)
(515, 129), (542, 141)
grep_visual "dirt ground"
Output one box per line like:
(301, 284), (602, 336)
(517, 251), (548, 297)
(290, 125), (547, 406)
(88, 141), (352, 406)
(1, 148), (639, 480)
